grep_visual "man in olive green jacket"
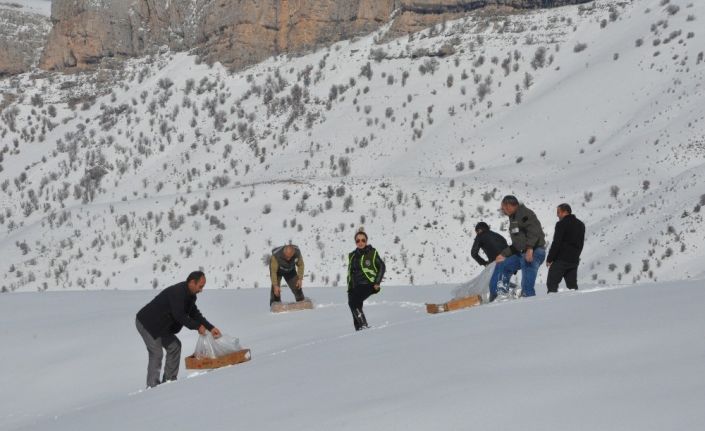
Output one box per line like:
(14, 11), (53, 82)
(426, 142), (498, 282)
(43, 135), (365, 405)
(489, 195), (547, 300)
(269, 245), (305, 305)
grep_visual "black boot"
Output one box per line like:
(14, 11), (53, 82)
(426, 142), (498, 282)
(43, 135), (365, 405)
(354, 308), (369, 330)
(353, 317), (361, 331)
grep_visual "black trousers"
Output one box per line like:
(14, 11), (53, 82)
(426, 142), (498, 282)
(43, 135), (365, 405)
(547, 260), (579, 292)
(270, 270), (305, 305)
(348, 284), (377, 325)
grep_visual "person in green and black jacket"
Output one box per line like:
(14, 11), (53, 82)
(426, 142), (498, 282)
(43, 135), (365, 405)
(347, 229), (385, 331)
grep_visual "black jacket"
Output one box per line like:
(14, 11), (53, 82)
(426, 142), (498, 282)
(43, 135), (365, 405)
(348, 245), (385, 289)
(547, 214), (585, 264)
(136, 282), (214, 339)
(471, 230), (509, 266)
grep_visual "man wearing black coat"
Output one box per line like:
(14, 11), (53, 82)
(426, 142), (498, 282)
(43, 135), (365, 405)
(546, 204), (586, 293)
(135, 271), (221, 388)
(471, 222), (509, 267)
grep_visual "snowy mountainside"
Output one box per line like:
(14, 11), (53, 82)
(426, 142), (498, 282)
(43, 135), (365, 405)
(0, 0), (704, 292)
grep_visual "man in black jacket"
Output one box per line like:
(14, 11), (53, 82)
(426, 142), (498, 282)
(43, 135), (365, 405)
(471, 222), (509, 267)
(135, 271), (221, 388)
(546, 204), (586, 293)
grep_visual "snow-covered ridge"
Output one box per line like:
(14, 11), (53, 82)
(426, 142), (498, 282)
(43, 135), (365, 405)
(0, 0), (704, 292)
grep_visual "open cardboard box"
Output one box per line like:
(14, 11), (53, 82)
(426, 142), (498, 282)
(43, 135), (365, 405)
(425, 295), (482, 314)
(185, 349), (252, 369)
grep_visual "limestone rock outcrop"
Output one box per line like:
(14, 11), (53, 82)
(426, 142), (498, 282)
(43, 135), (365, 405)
(0, 5), (51, 76)
(38, 0), (591, 72)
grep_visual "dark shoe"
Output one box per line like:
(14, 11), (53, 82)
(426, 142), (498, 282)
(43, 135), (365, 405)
(353, 308), (369, 330)
(357, 309), (369, 329)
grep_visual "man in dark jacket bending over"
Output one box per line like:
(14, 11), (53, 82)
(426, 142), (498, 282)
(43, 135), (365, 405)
(136, 271), (221, 388)
(546, 203), (585, 292)
(471, 222), (509, 267)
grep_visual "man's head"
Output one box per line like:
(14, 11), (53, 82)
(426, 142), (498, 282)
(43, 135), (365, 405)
(186, 271), (206, 295)
(282, 245), (296, 261)
(500, 195), (520, 216)
(557, 203), (572, 220)
(475, 222), (490, 235)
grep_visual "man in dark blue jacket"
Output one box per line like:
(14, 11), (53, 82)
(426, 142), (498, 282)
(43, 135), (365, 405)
(546, 203), (586, 293)
(136, 271), (221, 388)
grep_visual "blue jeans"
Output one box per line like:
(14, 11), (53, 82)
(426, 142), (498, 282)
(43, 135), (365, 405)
(490, 248), (546, 299)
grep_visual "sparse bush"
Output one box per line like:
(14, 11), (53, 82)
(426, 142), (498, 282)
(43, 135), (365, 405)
(343, 195), (353, 212)
(30, 94), (43, 108)
(610, 185), (620, 198)
(473, 55), (485, 68)
(477, 83), (491, 101)
(419, 58), (439, 76)
(370, 48), (388, 62)
(338, 157), (351, 176)
(573, 42), (588, 53)
(531, 47), (547, 69)
(360, 62), (373, 80)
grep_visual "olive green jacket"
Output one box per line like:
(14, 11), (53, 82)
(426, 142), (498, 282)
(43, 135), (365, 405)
(501, 204), (546, 257)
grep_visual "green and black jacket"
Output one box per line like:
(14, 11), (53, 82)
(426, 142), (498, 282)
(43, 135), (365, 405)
(347, 245), (386, 291)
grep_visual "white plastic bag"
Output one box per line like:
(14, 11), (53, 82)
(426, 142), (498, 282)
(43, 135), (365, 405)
(452, 262), (496, 303)
(193, 332), (242, 359)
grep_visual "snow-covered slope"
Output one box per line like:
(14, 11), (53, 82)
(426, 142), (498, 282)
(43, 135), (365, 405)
(1, 282), (703, 430)
(0, 0), (704, 292)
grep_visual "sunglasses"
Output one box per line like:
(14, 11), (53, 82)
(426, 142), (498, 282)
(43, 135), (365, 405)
(355, 238), (367, 244)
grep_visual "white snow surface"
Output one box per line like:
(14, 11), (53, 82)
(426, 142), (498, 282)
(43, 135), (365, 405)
(0, 282), (703, 430)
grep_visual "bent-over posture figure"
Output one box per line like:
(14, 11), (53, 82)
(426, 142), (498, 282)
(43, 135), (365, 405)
(136, 271), (221, 388)
(270, 245), (305, 305)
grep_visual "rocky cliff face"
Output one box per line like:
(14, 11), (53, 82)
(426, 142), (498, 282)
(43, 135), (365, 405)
(0, 4), (51, 76)
(39, 0), (590, 72)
